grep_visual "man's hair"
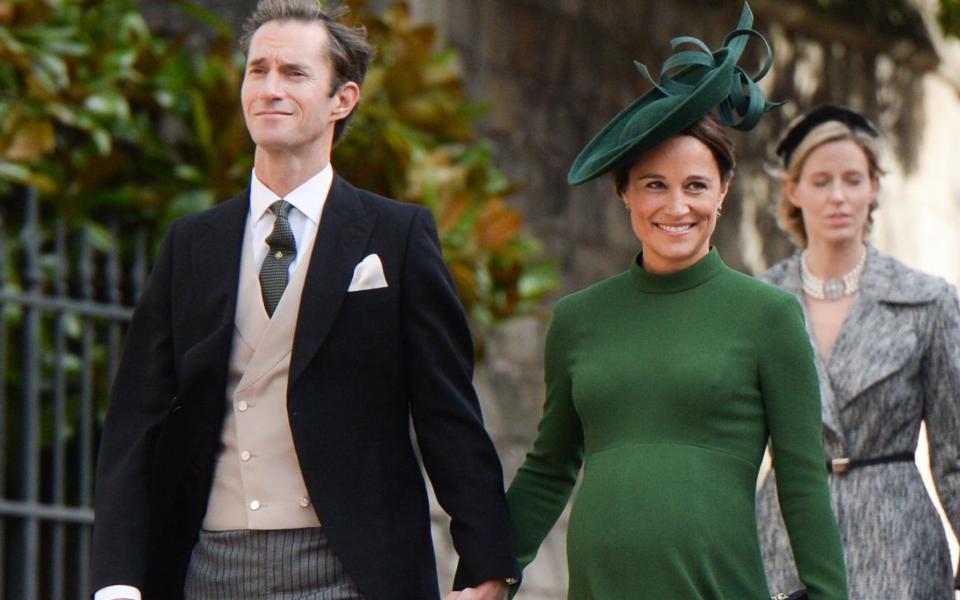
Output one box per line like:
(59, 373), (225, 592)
(240, 0), (376, 143)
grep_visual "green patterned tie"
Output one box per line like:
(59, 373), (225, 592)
(259, 200), (296, 317)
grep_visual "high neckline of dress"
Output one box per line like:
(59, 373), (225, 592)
(629, 247), (725, 294)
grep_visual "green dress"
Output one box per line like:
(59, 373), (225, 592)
(507, 249), (847, 599)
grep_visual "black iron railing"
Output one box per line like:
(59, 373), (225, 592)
(1, 188), (148, 600)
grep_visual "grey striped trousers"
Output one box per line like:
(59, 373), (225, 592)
(184, 528), (364, 600)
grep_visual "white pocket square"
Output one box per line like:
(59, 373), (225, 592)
(348, 253), (388, 292)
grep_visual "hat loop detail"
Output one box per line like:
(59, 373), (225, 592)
(633, 61), (677, 98)
(632, 23), (777, 134)
(722, 28), (774, 81)
(719, 28), (778, 131)
(670, 35), (713, 56)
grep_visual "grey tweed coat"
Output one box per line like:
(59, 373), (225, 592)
(756, 245), (960, 599)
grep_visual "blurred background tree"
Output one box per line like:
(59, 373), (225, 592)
(0, 0), (250, 230)
(942, 0), (960, 35)
(749, 0), (959, 38)
(749, 0), (960, 90)
(334, 0), (557, 331)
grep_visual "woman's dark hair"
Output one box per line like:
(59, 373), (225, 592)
(612, 116), (736, 196)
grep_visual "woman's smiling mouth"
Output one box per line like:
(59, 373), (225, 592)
(656, 223), (695, 234)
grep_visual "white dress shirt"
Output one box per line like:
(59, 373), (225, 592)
(94, 164), (334, 600)
(249, 163), (332, 276)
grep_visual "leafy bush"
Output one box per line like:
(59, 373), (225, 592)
(941, 0), (960, 37)
(0, 0), (251, 228)
(334, 1), (557, 330)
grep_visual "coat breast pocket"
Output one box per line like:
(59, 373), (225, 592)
(327, 289), (401, 366)
(342, 287), (395, 308)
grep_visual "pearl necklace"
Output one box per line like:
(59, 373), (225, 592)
(801, 248), (867, 300)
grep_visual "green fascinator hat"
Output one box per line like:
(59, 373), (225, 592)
(568, 2), (779, 186)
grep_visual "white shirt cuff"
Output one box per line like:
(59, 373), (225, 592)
(94, 585), (141, 600)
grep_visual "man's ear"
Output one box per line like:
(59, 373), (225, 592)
(333, 81), (361, 120)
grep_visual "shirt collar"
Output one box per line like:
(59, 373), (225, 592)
(249, 163), (334, 225)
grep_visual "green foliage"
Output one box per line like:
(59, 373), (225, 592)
(791, 0), (929, 42)
(0, 0), (252, 228)
(942, 0), (960, 37)
(787, 0), (960, 42)
(335, 1), (558, 329)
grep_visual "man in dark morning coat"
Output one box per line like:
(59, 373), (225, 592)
(90, 1), (517, 598)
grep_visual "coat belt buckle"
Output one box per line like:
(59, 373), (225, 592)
(830, 457), (851, 475)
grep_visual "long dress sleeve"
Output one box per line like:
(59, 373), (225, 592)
(505, 299), (585, 579)
(758, 294), (848, 600)
(920, 287), (960, 588)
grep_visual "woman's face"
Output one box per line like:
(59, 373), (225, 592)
(622, 135), (728, 274)
(787, 139), (877, 247)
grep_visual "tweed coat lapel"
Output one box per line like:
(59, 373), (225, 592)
(764, 255), (844, 443)
(289, 175), (376, 387)
(824, 246), (937, 410)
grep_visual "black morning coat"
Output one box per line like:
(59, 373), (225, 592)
(91, 175), (519, 599)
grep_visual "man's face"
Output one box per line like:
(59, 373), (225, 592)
(241, 20), (349, 158)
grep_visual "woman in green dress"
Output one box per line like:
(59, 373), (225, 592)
(503, 5), (848, 600)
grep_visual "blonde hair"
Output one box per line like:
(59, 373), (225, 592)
(775, 120), (885, 247)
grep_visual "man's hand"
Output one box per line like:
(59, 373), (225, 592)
(444, 578), (509, 600)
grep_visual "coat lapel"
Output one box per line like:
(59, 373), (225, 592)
(768, 255), (845, 444)
(173, 191), (248, 409)
(189, 191), (248, 333)
(824, 246), (932, 410)
(289, 175), (376, 386)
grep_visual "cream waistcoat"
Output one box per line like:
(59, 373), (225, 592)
(203, 222), (321, 530)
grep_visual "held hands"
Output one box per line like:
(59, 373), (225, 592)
(444, 578), (509, 600)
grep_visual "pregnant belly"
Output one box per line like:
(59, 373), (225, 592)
(568, 443), (766, 592)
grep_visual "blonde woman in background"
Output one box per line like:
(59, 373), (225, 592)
(757, 104), (960, 599)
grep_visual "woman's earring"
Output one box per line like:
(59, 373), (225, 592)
(716, 207), (723, 217)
